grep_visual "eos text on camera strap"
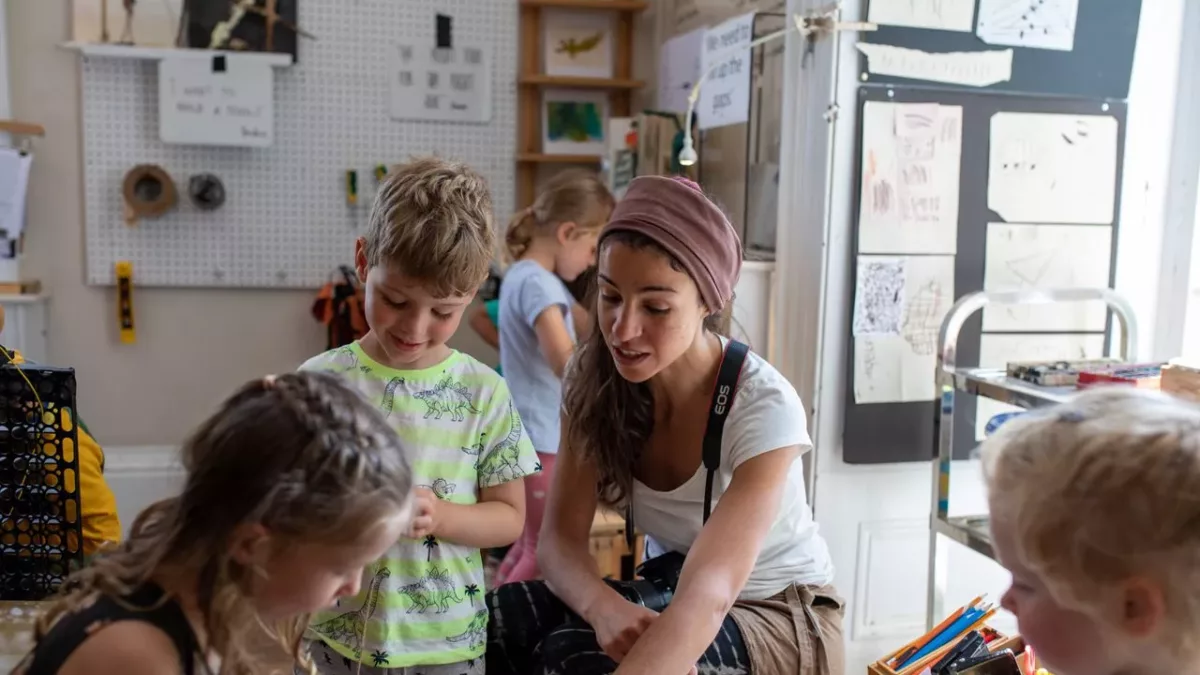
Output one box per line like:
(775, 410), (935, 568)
(625, 339), (751, 550)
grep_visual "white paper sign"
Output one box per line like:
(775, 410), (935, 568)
(977, 0), (1079, 52)
(858, 101), (963, 254)
(987, 112), (1118, 225)
(0, 148), (32, 242)
(868, 0), (976, 32)
(658, 28), (705, 114)
(388, 42), (492, 124)
(857, 43), (1014, 88)
(158, 55), (274, 147)
(697, 12), (754, 131)
(854, 255), (956, 404)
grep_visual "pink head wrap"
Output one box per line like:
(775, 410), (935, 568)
(600, 176), (742, 312)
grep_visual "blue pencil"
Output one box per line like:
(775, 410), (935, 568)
(896, 606), (989, 669)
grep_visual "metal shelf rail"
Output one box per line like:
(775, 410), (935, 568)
(925, 288), (1139, 628)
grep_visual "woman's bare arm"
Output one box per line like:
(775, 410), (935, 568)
(537, 423), (628, 622)
(614, 446), (801, 674)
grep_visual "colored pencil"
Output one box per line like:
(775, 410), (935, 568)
(898, 605), (995, 670)
(889, 595), (984, 669)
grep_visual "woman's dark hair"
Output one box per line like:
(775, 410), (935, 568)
(33, 371), (415, 675)
(562, 231), (732, 509)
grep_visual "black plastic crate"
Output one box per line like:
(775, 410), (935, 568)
(0, 364), (83, 600)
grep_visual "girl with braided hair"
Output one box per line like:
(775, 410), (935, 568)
(13, 371), (415, 675)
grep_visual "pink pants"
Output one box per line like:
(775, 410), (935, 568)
(496, 451), (556, 584)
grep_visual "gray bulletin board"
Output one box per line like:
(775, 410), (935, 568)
(843, 85), (1126, 464)
(860, 0), (1141, 100)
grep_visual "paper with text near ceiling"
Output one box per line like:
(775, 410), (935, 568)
(867, 0), (975, 32)
(977, 0), (1079, 52)
(858, 101), (963, 255)
(658, 28), (705, 114)
(696, 12), (754, 131)
(853, 254), (955, 404)
(987, 112), (1118, 225)
(858, 43), (1013, 88)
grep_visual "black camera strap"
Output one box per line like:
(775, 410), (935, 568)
(625, 339), (750, 550)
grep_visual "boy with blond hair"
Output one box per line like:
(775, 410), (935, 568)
(299, 157), (537, 675)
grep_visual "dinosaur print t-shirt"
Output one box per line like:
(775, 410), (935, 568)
(300, 342), (538, 669)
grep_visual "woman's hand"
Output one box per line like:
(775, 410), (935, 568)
(589, 597), (660, 662)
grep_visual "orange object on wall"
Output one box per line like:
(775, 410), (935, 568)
(312, 266), (368, 350)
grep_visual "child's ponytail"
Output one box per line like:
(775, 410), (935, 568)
(505, 206), (538, 261)
(504, 170), (616, 263)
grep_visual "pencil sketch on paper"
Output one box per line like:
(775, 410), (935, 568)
(982, 222), (1112, 332)
(853, 258), (906, 336)
(852, 255), (955, 404)
(867, 0), (975, 32)
(987, 113), (1118, 225)
(857, 101), (963, 254)
(901, 280), (945, 356)
(977, 0), (1080, 52)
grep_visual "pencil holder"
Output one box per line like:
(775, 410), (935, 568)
(868, 630), (1025, 675)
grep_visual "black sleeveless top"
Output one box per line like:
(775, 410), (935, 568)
(14, 583), (199, 674)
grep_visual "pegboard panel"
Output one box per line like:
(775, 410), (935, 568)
(81, 0), (517, 288)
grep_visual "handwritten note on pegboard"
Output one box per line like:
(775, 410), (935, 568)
(158, 55), (274, 147)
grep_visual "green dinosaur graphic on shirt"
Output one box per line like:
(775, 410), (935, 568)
(380, 376), (404, 418)
(335, 346), (371, 375)
(446, 609), (488, 650)
(397, 566), (465, 614)
(461, 403), (526, 483)
(413, 376), (480, 422)
(309, 566), (390, 657)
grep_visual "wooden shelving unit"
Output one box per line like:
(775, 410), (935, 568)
(516, 0), (646, 207)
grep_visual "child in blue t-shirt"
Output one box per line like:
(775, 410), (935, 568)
(493, 170), (613, 583)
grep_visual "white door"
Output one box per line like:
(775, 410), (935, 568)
(774, 1), (1185, 672)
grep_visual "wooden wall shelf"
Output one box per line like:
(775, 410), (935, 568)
(519, 0), (648, 10)
(516, 0), (643, 207)
(517, 153), (603, 164)
(519, 74), (644, 89)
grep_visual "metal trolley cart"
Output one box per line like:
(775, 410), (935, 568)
(925, 288), (1140, 627)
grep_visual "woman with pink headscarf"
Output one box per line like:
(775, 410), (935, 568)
(486, 177), (844, 675)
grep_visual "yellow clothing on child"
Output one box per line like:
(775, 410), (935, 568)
(5, 349), (122, 556)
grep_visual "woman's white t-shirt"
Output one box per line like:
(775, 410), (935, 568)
(634, 345), (834, 601)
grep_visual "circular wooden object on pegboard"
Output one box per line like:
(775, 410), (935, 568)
(122, 164), (177, 225)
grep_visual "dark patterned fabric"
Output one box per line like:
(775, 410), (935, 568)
(486, 579), (751, 675)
